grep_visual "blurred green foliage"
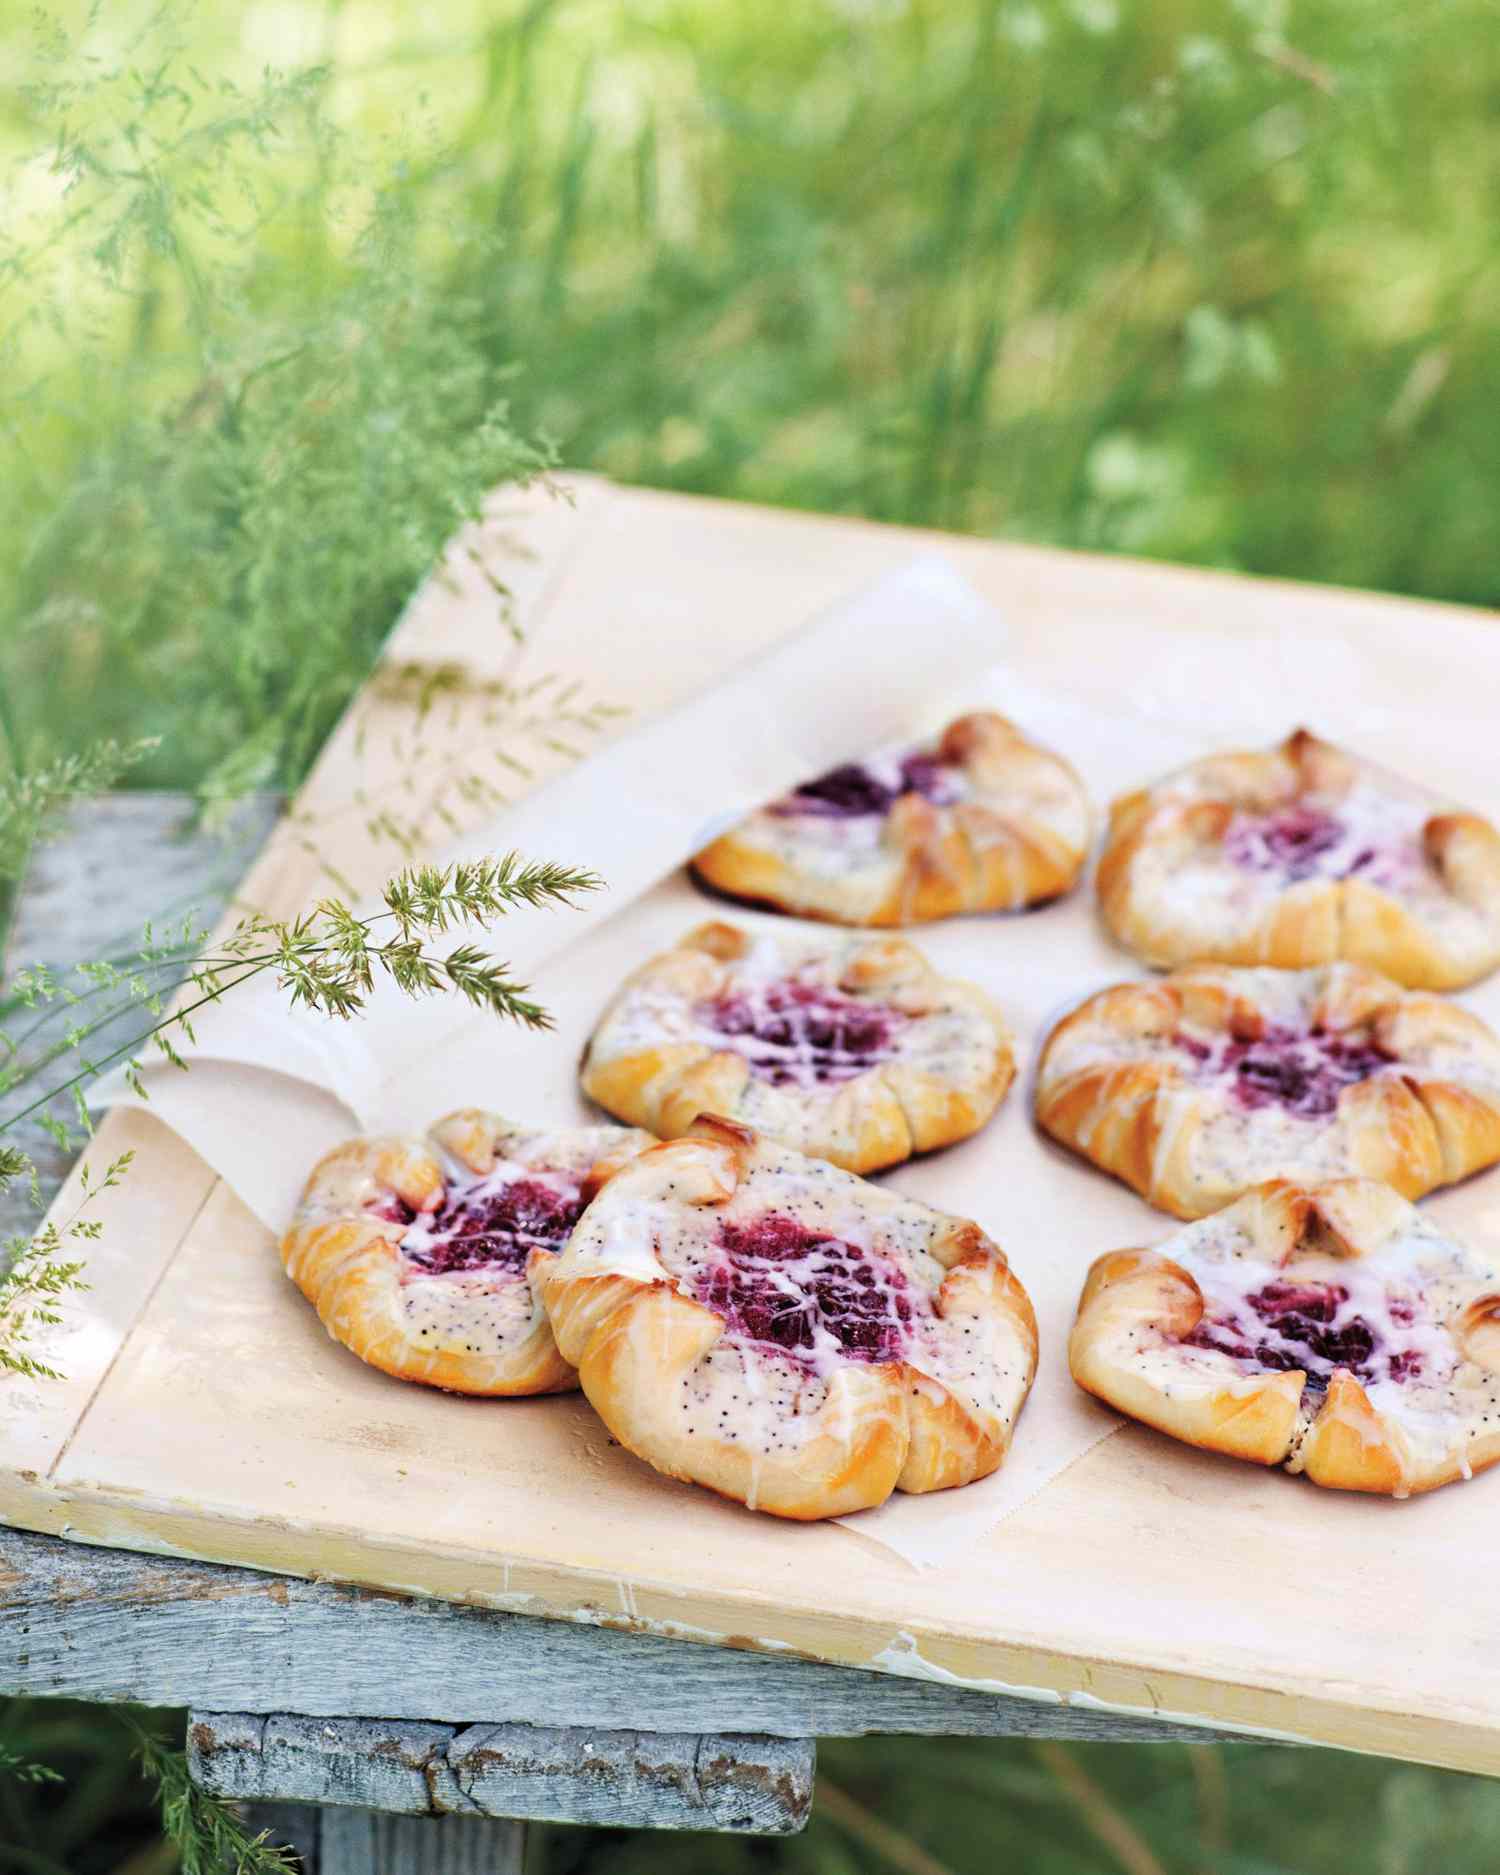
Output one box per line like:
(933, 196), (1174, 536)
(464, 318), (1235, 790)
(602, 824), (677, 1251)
(4, 1), (1500, 1870)
(15, 1711), (1500, 1875)
(3, 0), (1500, 802)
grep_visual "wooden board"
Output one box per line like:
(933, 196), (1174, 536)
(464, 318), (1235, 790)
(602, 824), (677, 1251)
(186, 1712), (815, 1833)
(0, 1523), (1230, 1743)
(7, 475), (1500, 1773)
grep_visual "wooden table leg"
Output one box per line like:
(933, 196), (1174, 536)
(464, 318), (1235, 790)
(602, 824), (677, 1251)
(244, 1806), (526, 1875)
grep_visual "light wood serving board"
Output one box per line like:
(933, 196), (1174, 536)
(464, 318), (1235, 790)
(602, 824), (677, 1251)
(8, 475), (1500, 1772)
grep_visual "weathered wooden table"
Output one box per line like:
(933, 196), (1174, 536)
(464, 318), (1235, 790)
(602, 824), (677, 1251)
(0, 795), (1242, 1873)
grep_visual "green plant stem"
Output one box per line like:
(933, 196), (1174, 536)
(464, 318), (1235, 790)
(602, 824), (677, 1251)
(0, 988), (199, 1105)
(0, 966), (257, 1131)
(1, 956), (194, 1061)
(0, 667), (28, 964)
(1031, 1742), (1171, 1875)
(1187, 1741), (1230, 1869)
(816, 1778), (961, 1875)
(0, 687), (22, 783)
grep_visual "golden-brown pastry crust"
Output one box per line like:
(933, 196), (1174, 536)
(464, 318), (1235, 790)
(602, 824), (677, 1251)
(542, 1115), (1038, 1519)
(1035, 962), (1500, 1219)
(692, 710), (1090, 926)
(282, 1113), (653, 1396)
(1069, 1178), (1500, 1496)
(1097, 728), (1500, 988)
(581, 920), (1015, 1174)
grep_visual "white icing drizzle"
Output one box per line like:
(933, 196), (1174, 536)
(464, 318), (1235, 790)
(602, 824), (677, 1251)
(1184, 1253), (1456, 1396)
(698, 962), (907, 1092)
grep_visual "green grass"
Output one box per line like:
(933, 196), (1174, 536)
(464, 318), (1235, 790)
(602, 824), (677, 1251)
(4, 1), (1500, 1869)
(4, 0), (1500, 803)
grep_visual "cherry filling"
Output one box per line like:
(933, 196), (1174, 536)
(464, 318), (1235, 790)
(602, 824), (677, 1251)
(1222, 802), (1401, 884)
(1179, 1024), (1394, 1119)
(1184, 1278), (1426, 1392)
(386, 1172), (585, 1276)
(694, 1212), (918, 1364)
(772, 751), (962, 821)
(898, 754), (961, 804)
(702, 980), (903, 1088)
(781, 763), (896, 819)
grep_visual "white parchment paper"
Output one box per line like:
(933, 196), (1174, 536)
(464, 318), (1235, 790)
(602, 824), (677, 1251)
(90, 556), (1500, 1570)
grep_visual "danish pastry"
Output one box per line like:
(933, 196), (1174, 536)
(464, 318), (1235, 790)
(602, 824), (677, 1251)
(1035, 963), (1500, 1219)
(580, 920), (1015, 1174)
(282, 1113), (654, 1395)
(691, 710), (1089, 925)
(1069, 1178), (1500, 1495)
(1097, 728), (1500, 988)
(541, 1115), (1038, 1519)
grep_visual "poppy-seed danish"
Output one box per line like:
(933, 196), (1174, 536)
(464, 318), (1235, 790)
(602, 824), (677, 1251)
(1069, 1178), (1500, 1497)
(541, 1115), (1038, 1520)
(581, 920), (1014, 1174)
(1097, 728), (1500, 989)
(1035, 963), (1500, 1220)
(692, 710), (1089, 926)
(282, 1112), (654, 1395)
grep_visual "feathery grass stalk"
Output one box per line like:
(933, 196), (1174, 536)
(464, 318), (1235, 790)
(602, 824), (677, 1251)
(0, 1153), (123, 1382)
(0, 852), (597, 1378)
(0, 1744), (62, 1787)
(131, 1724), (296, 1875)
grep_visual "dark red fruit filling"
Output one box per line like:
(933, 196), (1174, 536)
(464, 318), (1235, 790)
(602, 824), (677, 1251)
(1181, 1024), (1393, 1118)
(1223, 804), (1381, 882)
(704, 981), (901, 1087)
(898, 753), (960, 803)
(1185, 1279), (1396, 1390)
(694, 1212), (916, 1364)
(773, 751), (960, 820)
(394, 1174), (585, 1275)
(781, 762), (897, 819)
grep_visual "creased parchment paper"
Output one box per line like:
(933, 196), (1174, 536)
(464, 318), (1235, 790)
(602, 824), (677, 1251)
(92, 557), (1500, 1570)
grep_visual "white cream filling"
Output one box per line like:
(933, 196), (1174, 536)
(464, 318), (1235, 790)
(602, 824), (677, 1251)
(1139, 764), (1485, 944)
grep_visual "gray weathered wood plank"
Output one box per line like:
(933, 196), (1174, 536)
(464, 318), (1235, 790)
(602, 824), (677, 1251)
(317, 1812), (525, 1875)
(0, 1526), (1235, 1744)
(189, 1713), (815, 1834)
